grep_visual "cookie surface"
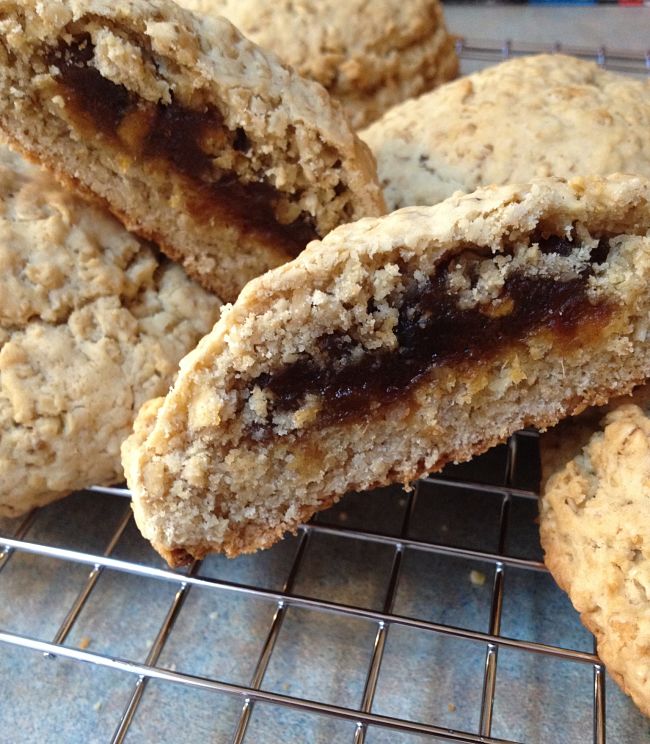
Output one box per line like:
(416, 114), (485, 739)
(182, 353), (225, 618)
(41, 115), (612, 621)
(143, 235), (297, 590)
(0, 145), (221, 518)
(121, 174), (650, 566)
(361, 54), (650, 210)
(0, 0), (385, 301)
(177, 0), (458, 130)
(540, 387), (650, 717)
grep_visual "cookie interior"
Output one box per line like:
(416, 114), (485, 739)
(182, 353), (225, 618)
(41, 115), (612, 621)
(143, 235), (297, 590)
(49, 33), (318, 258)
(247, 230), (614, 436)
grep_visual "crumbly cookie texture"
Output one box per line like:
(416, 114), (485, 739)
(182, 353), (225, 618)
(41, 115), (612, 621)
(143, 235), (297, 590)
(540, 384), (650, 488)
(122, 174), (650, 566)
(540, 385), (650, 717)
(177, 0), (458, 130)
(0, 0), (385, 302)
(0, 145), (221, 518)
(361, 54), (650, 210)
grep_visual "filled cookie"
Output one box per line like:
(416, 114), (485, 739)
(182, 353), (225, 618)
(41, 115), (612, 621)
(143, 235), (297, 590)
(122, 174), (650, 565)
(0, 0), (385, 301)
(0, 145), (222, 518)
(361, 54), (650, 210)
(177, 0), (459, 130)
(540, 386), (650, 717)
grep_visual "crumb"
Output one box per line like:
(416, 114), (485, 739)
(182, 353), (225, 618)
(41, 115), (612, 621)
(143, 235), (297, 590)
(209, 611), (219, 620)
(79, 637), (91, 650)
(93, 701), (102, 712)
(448, 703), (456, 713)
(338, 511), (348, 523)
(469, 570), (486, 587)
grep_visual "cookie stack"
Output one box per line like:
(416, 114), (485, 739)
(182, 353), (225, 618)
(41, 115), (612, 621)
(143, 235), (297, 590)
(1, 0), (649, 719)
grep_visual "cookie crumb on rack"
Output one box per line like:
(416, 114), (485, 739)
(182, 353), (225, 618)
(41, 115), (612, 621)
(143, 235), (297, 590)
(469, 570), (486, 587)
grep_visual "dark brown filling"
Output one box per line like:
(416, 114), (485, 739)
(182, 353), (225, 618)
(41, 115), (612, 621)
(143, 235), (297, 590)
(251, 236), (616, 431)
(48, 35), (317, 256)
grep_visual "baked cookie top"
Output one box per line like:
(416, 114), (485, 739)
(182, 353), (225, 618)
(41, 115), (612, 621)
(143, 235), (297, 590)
(177, 0), (458, 129)
(0, 145), (221, 517)
(122, 174), (650, 564)
(361, 54), (650, 210)
(540, 387), (650, 716)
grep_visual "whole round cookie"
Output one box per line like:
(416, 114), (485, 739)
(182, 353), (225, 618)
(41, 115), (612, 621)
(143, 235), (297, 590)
(177, 0), (458, 129)
(540, 387), (650, 717)
(0, 145), (222, 518)
(361, 54), (650, 210)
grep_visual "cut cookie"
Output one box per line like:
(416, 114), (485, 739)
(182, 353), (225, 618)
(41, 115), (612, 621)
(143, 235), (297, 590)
(0, 145), (222, 518)
(177, 0), (459, 130)
(0, 0), (385, 302)
(540, 386), (650, 717)
(122, 174), (650, 565)
(361, 54), (650, 210)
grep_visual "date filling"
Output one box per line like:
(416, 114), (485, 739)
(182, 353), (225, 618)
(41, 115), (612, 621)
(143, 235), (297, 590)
(48, 35), (318, 256)
(250, 234), (616, 431)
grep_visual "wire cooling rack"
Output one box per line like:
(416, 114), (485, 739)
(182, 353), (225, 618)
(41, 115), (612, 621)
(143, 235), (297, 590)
(2, 42), (650, 744)
(456, 37), (650, 76)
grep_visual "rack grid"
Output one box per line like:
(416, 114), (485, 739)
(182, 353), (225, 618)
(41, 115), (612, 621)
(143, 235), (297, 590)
(1, 41), (649, 744)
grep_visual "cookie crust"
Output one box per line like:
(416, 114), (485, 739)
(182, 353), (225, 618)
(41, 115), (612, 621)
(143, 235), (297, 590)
(540, 387), (650, 717)
(361, 54), (650, 210)
(177, 0), (459, 129)
(0, 145), (221, 517)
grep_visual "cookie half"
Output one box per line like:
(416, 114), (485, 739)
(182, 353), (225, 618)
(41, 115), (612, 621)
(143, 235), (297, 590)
(177, 0), (459, 130)
(540, 386), (650, 717)
(122, 174), (650, 565)
(361, 54), (650, 210)
(0, 145), (222, 518)
(0, 0), (385, 302)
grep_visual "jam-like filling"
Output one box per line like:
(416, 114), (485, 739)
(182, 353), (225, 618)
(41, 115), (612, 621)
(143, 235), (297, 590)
(48, 35), (317, 256)
(251, 236), (616, 430)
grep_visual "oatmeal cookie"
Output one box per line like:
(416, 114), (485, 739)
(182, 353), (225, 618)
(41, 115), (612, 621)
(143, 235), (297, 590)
(121, 174), (650, 565)
(361, 54), (650, 210)
(0, 0), (385, 301)
(0, 145), (221, 517)
(177, 0), (458, 129)
(540, 385), (650, 717)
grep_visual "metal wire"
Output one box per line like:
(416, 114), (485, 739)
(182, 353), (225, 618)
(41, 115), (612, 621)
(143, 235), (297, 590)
(0, 528), (596, 664)
(0, 432), (605, 742)
(353, 485), (419, 744)
(455, 38), (650, 76)
(0, 39), (637, 743)
(230, 530), (312, 744)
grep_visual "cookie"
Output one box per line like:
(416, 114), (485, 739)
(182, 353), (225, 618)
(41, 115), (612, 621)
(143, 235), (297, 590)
(0, 0), (385, 302)
(177, 0), (459, 130)
(121, 174), (650, 566)
(540, 385), (650, 488)
(540, 386), (650, 717)
(0, 144), (221, 518)
(361, 54), (650, 210)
